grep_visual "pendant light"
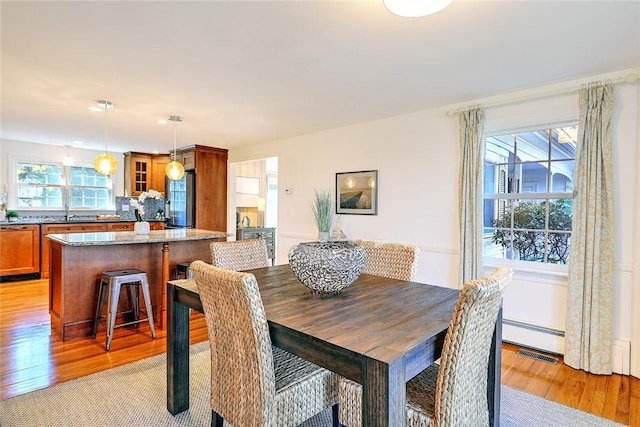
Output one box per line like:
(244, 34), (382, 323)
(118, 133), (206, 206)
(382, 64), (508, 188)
(384, 0), (453, 17)
(93, 100), (118, 175)
(165, 115), (185, 180)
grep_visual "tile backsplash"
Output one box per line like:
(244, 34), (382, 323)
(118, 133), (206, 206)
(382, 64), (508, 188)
(116, 197), (167, 221)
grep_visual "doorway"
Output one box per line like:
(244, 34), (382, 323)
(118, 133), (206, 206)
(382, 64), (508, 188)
(232, 157), (278, 232)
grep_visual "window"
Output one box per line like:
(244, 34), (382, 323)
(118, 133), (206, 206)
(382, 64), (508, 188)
(483, 125), (577, 264)
(17, 162), (113, 210)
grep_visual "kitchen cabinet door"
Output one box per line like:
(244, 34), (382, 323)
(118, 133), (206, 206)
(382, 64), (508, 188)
(0, 224), (40, 277)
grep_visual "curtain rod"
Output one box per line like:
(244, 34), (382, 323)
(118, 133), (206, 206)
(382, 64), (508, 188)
(446, 72), (639, 117)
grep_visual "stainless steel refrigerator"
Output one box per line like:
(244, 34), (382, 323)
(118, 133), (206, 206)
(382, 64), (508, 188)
(165, 170), (195, 228)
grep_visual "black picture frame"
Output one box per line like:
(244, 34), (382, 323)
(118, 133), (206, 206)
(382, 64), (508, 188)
(335, 170), (378, 215)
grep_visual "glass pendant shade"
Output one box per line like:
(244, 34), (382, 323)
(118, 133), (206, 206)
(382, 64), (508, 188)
(384, 0), (453, 17)
(166, 115), (185, 180)
(165, 160), (185, 180)
(94, 153), (118, 175)
(92, 100), (117, 175)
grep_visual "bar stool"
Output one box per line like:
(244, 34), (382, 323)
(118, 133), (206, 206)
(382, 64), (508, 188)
(91, 268), (156, 351)
(174, 261), (194, 279)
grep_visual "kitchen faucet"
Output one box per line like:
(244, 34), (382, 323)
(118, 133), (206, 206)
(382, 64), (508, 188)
(64, 188), (74, 221)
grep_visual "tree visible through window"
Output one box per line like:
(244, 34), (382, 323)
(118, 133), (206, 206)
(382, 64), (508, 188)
(17, 162), (113, 210)
(483, 126), (577, 264)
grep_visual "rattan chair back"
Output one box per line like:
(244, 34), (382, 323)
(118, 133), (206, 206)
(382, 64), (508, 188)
(338, 266), (513, 427)
(360, 240), (419, 281)
(210, 238), (270, 271)
(191, 260), (340, 427)
(191, 261), (275, 425)
(431, 266), (513, 426)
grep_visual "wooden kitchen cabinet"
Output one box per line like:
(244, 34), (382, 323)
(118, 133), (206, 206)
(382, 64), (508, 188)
(124, 152), (171, 196)
(149, 221), (165, 231)
(179, 150), (195, 170)
(0, 224), (40, 277)
(175, 145), (228, 232)
(107, 222), (135, 231)
(40, 223), (108, 278)
(107, 221), (165, 231)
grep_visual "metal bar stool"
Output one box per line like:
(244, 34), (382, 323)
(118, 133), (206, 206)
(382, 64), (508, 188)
(174, 261), (194, 279)
(91, 268), (156, 351)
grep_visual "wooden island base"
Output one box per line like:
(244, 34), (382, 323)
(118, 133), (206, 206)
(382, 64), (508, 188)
(47, 229), (226, 341)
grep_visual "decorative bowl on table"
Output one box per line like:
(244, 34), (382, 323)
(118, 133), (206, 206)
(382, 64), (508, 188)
(288, 241), (367, 294)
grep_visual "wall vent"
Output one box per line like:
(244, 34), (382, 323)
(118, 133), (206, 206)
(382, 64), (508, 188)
(516, 348), (559, 364)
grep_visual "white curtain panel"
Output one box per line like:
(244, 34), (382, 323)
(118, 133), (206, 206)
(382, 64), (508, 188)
(565, 83), (614, 374)
(458, 108), (485, 286)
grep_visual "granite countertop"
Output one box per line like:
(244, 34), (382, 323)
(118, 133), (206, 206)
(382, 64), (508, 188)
(0, 217), (166, 226)
(46, 228), (231, 246)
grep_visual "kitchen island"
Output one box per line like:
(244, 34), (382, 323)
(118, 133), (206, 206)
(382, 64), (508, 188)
(47, 228), (228, 341)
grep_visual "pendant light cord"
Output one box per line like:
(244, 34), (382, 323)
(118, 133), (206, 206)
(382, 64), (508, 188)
(169, 115), (182, 160)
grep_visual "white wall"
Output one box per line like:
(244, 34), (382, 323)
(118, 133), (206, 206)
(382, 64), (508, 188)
(230, 71), (640, 377)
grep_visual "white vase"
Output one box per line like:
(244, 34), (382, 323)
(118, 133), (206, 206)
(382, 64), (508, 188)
(134, 221), (150, 235)
(318, 231), (330, 242)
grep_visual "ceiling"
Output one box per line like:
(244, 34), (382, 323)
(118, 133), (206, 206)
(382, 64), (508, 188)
(1, 0), (639, 155)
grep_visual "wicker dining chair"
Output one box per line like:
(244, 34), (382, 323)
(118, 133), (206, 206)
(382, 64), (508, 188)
(359, 240), (420, 281)
(210, 238), (270, 271)
(190, 260), (340, 427)
(338, 266), (513, 427)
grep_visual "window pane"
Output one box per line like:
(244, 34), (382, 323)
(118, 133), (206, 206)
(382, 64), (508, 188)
(516, 130), (549, 163)
(512, 199), (545, 230)
(513, 230), (546, 262)
(69, 165), (113, 209)
(550, 160), (574, 193)
(548, 199), (572, 232)
(17, 163), (62, 184)
(547, 232), (571, 264)
(551, 126), (577, 160)
(484, 229), (510, 260)
(521, 162), (549, 193)
(17, 185), (62, 208)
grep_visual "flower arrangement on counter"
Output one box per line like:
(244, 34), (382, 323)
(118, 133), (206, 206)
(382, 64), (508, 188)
(138, 189), (163, 202)
(129, 189), (163, 222)
(130, 199), (145, 222)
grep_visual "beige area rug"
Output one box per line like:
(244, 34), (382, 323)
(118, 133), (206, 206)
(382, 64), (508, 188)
(0, 341), (627, 426)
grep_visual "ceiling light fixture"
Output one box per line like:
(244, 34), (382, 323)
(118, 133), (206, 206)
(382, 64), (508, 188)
(384, 0), (453, 17)
(93, 100), (118, 175)
(165, 115), (185, 180)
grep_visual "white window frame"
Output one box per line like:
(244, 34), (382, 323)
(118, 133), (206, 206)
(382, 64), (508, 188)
(13, 157), (114, 211)
(483, 122), (577, 270)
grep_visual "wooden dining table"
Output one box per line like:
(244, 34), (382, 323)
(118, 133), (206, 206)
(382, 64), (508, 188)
(166, 264), (502, 427)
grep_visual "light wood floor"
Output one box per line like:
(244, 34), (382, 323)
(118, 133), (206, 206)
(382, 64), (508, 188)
(1, 278), (638, 426)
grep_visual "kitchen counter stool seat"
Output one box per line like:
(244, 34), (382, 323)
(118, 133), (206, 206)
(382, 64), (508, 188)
(174, 261), (194, 279)
(91, 268), (156, 351)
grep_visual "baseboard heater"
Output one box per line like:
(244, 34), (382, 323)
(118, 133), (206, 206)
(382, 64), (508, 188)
(503, 318), (565, 337)
(503, 318), (631, 375)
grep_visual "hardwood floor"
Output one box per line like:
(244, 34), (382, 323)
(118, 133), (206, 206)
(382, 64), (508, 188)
(1, 278), (639, 426)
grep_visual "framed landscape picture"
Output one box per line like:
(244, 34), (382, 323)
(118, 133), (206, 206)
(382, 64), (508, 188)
(336, 170), (378, 215)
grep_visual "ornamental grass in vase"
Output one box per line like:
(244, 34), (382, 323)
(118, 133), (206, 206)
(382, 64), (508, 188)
(312, 189), (334, 242)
